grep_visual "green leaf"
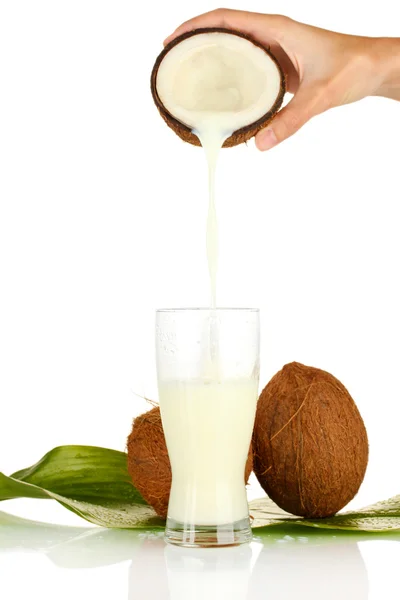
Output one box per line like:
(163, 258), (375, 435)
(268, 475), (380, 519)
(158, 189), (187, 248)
(0, 446), (164, 529)
(249, 495), (400, 532)
(12, 445), (146, 505)
(249, 496), (297, 528)
(1, 445), (400, 532)
(0, 472), (49, 501)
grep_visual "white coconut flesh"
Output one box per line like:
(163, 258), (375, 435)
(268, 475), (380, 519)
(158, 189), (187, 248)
(156, 32), (283, 136)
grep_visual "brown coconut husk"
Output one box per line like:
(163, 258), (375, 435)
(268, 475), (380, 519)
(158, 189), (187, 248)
(127, 405), (253, 518)
(252, 362), (369, 518)
(150, 27), (286, 148)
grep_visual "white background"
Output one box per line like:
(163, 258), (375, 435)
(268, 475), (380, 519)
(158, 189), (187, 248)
(0, 0), (399, 598)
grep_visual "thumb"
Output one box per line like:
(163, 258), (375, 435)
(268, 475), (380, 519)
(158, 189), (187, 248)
(255, 87), (321, 151)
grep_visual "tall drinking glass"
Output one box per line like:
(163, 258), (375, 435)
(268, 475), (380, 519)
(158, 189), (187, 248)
(156, 308), (260, 547)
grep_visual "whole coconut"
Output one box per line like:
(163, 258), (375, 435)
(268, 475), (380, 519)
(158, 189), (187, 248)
(253, 362), (368, 518)
(127, 405), (253, 518)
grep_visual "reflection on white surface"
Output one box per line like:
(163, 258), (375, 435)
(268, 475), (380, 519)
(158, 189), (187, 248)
(128, 536), (169, 599)
(249, 535), (368, 600)
(0, 509), (145, 568)
(1, 509), (400, 599)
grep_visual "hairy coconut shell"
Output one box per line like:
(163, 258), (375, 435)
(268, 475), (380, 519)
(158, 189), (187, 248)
(150, 27), (286, 148)
(253, 362), (369, 518)
(127, 405), (254, 518)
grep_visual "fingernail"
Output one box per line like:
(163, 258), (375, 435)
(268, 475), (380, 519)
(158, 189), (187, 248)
(163, 30), (178, 46)
(256, 128), (278, 151)
(163, 33), (174, 45)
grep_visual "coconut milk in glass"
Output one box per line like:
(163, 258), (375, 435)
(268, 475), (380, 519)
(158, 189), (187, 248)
(156, 308), (259, 547)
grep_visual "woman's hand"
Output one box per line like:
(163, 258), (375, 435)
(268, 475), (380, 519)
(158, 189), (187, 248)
(165, 9), (400, 151)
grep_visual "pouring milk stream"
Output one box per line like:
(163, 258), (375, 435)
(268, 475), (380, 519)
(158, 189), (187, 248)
(156, 32), (283, 312)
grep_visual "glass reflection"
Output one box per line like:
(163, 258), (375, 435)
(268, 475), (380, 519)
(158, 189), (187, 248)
(128, 530), (369, 600)
(164, 544), (253, 600)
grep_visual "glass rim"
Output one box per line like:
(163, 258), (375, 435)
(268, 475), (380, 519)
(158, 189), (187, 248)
(156, 307), (260, 313)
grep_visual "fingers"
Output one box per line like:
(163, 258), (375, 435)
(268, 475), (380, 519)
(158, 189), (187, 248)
(164, 9), (290, 46)
(255, 86), (324, 151)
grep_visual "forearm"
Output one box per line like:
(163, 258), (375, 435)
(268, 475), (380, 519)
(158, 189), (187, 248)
(371, 37), (400, 101)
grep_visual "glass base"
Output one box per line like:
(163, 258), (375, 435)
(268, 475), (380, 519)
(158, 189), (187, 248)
(164, 516), (253, 548)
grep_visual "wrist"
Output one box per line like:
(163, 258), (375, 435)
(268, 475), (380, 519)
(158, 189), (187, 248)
(370, 37), (400, 101)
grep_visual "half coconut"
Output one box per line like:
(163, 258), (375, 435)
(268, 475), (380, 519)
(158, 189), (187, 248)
(151, 27), (286, 147)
